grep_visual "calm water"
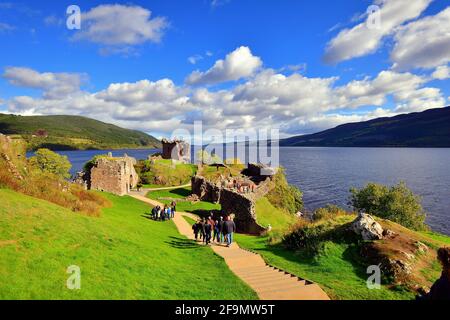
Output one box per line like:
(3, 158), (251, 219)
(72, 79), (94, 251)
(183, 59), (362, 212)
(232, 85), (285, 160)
(279, 147), (450, 236)
(34, 147), (450, 235)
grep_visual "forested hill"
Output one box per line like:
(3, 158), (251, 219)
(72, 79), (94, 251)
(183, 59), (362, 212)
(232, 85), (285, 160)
(0, 113), (161, 150)
(280, 107), (450, 147)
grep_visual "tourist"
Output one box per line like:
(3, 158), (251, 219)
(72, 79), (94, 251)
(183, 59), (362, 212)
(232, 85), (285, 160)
(223, 216), (236, 247)
(192, 220), (201, 241)
(420, 247), (450, 300)
(166, 206), (172, 220)
(213, 219), (220, 243)
(199, 219), (206, 242)
(217, 216), (224, 243)
(171, 201), (177, 217)
(204, 219), (212, 245)
(151, 206), (157, 220)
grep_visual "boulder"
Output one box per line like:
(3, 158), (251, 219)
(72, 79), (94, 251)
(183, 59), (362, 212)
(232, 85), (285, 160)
(351, 213), (384, 240)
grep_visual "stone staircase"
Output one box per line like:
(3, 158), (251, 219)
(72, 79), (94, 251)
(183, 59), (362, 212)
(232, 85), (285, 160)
(129, 192), (330, 300)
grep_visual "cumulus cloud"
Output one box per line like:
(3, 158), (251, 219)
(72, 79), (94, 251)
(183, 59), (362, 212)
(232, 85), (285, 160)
(72, 4), (168, 46)
(323, 0), (431, 64)
(2, 60), (446, 136)
(391, 8), (450, 70)
(186, 46), (262, 85)
(3, 67), (87, 99)
(432, 65), (450, 80)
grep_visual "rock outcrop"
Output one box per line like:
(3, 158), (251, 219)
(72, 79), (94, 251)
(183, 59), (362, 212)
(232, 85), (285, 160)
(351, 213), (384, 240)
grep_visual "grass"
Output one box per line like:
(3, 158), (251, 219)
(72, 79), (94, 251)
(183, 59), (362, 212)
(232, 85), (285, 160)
(137, 159), (197, 187)
(147, 187), (221, 213)
(234, 233), (415, 300)
(255, 197), (297, 231)
(0, 188), (257, 299)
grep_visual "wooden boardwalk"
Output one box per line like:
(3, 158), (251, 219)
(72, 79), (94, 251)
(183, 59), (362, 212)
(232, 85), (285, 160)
(130, 192), (330, 300)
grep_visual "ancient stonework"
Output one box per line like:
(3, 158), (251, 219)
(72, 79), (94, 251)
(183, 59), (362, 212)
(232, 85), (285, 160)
(88, 154), (139, 196)
(191, 172), (274, 235)
(161, 138), (190, 163)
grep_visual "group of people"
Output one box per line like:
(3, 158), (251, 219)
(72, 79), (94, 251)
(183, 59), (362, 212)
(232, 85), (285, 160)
(192, 216), (236, 247)
(151, 201), (176, 221)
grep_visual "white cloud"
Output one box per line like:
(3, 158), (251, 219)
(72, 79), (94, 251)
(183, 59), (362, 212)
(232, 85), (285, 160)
(323, 0), (431, 64)
(2, 61), (446, 136)
(72, 4), (168, 46)
(391, 8), (450, 70)
(432, 65), (450, 80)
(3, 67), (87, 99)
(186, 46), (262, 85)
(0, 22), (14, 32)
(188, 54), (203, 65)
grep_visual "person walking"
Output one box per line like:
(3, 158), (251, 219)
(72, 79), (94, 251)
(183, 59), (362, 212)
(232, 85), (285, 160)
(217, 216), (224, 243)
(204, 219), (212, 245)
(223, 216), (236, 247)
(213, 220), (220, 243)
(199, 219), (206, 243)
(192, 220), (201, 241)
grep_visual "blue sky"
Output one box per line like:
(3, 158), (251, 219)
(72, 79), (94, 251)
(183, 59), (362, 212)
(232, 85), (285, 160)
(0, 0), (449, 139)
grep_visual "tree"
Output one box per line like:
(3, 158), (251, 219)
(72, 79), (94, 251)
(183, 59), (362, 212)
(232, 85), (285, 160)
(349, 181), (427, 231)
(29, 148), (72, 179)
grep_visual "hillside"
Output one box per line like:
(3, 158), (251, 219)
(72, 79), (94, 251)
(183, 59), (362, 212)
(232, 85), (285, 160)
(0, 114), (161, 150)
(281, 107), (450, 147)
(0, 188), (257, 299)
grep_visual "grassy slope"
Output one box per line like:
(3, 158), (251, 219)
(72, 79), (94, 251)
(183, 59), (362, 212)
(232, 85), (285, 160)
(235, 214), (450, 300)
(255, 197), (297, 231)
(139, 159), (197, 187)
(235, 234), (415, 300)
(0, 188), (256, 299)
(147, 187), (221, 213)
(0, 114), (161, 150)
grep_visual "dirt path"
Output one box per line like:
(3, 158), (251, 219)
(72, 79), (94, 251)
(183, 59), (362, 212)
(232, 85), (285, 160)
(129, 192), (330, 300)
(140, 183), (191, 192)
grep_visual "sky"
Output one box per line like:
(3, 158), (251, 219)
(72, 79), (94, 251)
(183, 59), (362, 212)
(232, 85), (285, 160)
(0, 0), (449, 140)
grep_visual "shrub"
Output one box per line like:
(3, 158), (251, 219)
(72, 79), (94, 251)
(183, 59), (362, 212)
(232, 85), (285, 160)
(349, 181), (427, 231)
(29, 148), (72, 179)
(135, 159), (196, 186)
(266, 168), (303, 214)
(313, 204), (348, 221)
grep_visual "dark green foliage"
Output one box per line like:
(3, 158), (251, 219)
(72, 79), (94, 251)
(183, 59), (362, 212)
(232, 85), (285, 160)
(281, 107), (450, 147)
(0, 113), (161, 150)
(266, 167), (303, 214)
(349, 181), (427, 231)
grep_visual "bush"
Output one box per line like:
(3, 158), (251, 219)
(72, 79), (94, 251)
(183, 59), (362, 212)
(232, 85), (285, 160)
(135, 159), (196, 186)
(29, 148), (72, 179)
(266, 168), (303, 214)
(349, 181), (427, 231)
(313, 204), (348, 221)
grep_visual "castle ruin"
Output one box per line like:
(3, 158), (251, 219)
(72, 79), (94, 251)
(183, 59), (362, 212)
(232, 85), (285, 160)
(161, 138), (190, 163)
(85, 153), (139, 196)
(191, 163), (277, 234)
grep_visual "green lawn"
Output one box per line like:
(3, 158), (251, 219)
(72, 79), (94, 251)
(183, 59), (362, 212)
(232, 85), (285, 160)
(0, 188), (257, 299)
(234, 234), (416, 300)
(255, 197), (297, 231)
(147, 187), (221, 213)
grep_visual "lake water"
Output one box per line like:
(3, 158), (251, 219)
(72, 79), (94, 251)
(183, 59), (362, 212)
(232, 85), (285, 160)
(36, 147), (450, 235)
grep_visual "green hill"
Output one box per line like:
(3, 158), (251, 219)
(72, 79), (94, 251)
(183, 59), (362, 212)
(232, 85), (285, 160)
(0, 114), (161, 150)
(281, 107), (450, 147)
(0, 188), (257, 299)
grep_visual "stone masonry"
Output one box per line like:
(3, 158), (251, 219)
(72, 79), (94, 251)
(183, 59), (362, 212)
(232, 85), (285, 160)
(161, 138), (190, 163)
(191, 174), (273, 235)
(89, 154), (139, 196)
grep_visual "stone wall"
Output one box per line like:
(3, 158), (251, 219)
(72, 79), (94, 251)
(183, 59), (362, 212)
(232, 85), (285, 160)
(191, 174), (270, 235)
(90, 155), (139, 196)
(162, 139), (190, 163)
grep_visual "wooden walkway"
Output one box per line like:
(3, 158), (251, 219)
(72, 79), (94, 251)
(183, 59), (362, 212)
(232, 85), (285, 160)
(129, 192), (330, 300)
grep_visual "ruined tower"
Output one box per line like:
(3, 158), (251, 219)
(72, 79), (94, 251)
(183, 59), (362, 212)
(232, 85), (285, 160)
(161, 138), (190, 163)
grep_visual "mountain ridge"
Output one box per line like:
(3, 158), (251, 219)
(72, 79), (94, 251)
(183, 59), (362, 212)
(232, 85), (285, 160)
(280, 107), (450, 147)
(0, 113), (161, 150)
